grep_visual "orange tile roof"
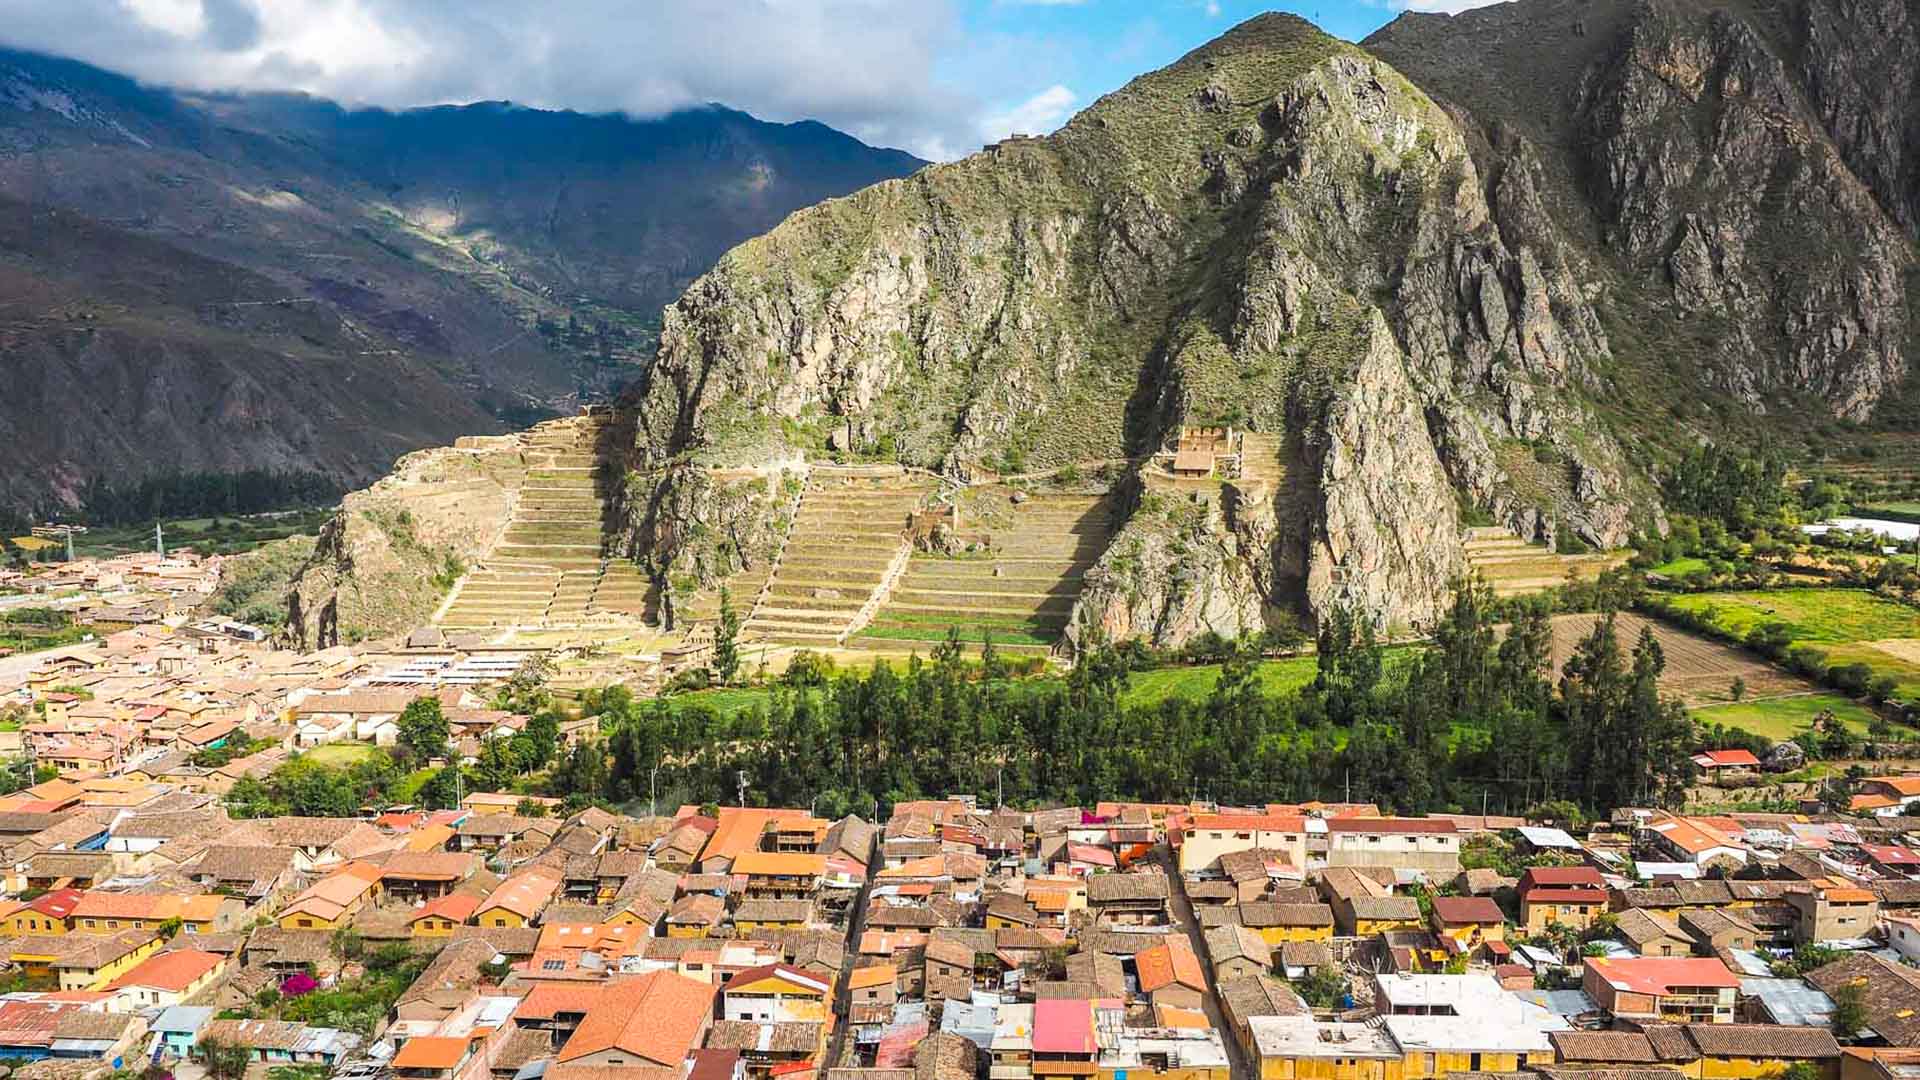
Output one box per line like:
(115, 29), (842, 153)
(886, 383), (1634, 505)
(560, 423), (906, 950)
(405, 824), (457, 852)
(477, 868), (562, 920)
(556, 972), (716, 1066)
(700, 808), (814, 867)
(72, 892), (178, 921)
(1134, 937), (1204, 993)
(106, 949), (223, 992)
(849, 964), (896, 990)
(1190, 814), (1306, 832)
(392, 1035), (470, 1069)
(1587, 957), (1740, 994)
(411, 894), (480, 924)
(513, 982), (607, 1021)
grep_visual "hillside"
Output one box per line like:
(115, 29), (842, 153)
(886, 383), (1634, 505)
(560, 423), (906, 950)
(0, 47), (922, 511)
(284, 1), (1920, 651)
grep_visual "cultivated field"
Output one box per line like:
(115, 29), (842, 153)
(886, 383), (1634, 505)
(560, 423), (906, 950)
(1547, 611), (1807, 705)
(1662, 588), (1920, 699)
(1690, 693), (1878, 740)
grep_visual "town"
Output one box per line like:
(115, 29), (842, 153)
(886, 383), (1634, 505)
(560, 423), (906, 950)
(0, 575), (1917, 1080)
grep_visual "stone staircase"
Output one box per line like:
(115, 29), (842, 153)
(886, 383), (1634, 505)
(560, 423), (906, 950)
(1463, 526), (1625, 597)
(436, 416), (649, 629)
(853, 491), (1120, 656)
(1238, 432), (1287, 487)
(738, 471), (930, 647)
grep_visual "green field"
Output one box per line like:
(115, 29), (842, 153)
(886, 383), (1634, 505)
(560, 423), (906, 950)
(1119, 658), (1322, 709)
(1649, 556), (1710, 577)
(301, 742), (380, 766)
(1664, 588), (1920, 698)
(1855, 502), (1920, 524)
(66, 509), (334, 558)
(1690, 693), (1879, 740)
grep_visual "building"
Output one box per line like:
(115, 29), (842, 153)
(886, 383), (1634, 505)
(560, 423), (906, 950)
(193, 1019), (360, 1067)
(1326, 819), (1460, 874)
(1517, 866), (1608, 934)
(722, 964), (832, 1024)
(1428, 897), (1505, 957)
(1178, 814), (1309, 874)
(106, 948), (227, 1009)
(1374, 974), (1563, 1077)
(1583, 957), (1740, 1023)
(409, 894), (480, 937)
(1249, 1016), (1403, 1080)
(1552, 1023), (1840, 1079)
(1787, 882), (1879, 943)
(1086, 871), (1170, 927)
(1134, 937), (1207, 1010)
(475, 868), (562, 928)
(277, 863), (383, 929)
(733, 852), (827, 900)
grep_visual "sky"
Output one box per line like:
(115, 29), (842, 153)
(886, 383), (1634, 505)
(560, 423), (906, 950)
(0, 0), (1503, 162)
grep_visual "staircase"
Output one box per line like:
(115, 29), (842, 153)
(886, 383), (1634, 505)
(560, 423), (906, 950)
(436, 416), (649, 629)
(1463, 526), (1625, 597)
(854, 491), (1120, 656)
(738, 471), (930, 647)
(1238, 432), (1287, 487)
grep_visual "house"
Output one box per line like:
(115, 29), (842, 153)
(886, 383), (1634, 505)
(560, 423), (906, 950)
(667, 894), (726, 938)
(150, 1004), (216, 1059)
(1326, 818), (1460, 873)
(1429, 896), (1506, 956)
(461, 791), (561, 816)
(1787, 881), (1879, 943)
(1134, 937), (1207, 1010)
(390, 1034), (474, 1080)
(1615, 908), (1695, 958)
(1249, 1016), (1403, 1080)
(0, 888), (82, 934)
(105, 948), (227, 1009)
(924, 936), (977, 1000)
(1679, 908), (1761, 954)
(1375, 973), (1563, 1078)
(735, 899), (812, 934)
(1204, 925), (1273, 982)
(1645, 815), (1748, 868)
(1806, 953), (1920, 1046)
(1583, 957), (1740, 1023)
(1691, 749), (1762, 779)
(1342, 896), (1422, 937)
(193, 1019), (360, 1067)
(474, 867), (562, 927)
(1517, 866), (1608, 934)
(377, 851), (479, 901)
(1552, 1023), (1841, 1080)
(1178, 814), (1309, 874)
(1850, 776), (1920, 816)
(456, 814), (556, 852)
(1086, 871), (1170, 927)
(734, 851), (826, 900)
(409, 894), (480, 937)
(47, 1010), (148, 1062)
(721, 964), (832, 1024)
(1862, 844), (1920, 879)
(16, 928), (163, 990)
(277, 862), (383, 929)
(550, 971), (714, 1067)
(1239, 902), (1335, 945)
(1887, 913), (1920, 964)
(992, 1002), (1036, 1080)
(1032, 998), (1099, 1080)
(849, 964), (898, 1009)
(186, 844), (296, 902)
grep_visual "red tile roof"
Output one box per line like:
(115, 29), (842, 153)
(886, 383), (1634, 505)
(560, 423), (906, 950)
(1588, 957), (1740, 994)
(392, 1036), (470, 1069)
(1430, 896), (1505, 925)
(107, 949), (223, 992)
(1326, 818), (1456, 834)
(1693, 749), (1761, 767)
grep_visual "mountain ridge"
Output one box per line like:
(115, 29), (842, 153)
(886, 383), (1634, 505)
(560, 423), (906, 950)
(0, 44), (923, 513)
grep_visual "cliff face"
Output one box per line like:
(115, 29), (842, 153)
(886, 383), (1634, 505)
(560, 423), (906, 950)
(624, 17), (1650, 636)
(1365, 0), (1917, 423)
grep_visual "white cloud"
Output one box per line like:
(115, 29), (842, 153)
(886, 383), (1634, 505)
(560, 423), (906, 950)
(0, 0), (991, 160)
(979, 83), (1077, 143)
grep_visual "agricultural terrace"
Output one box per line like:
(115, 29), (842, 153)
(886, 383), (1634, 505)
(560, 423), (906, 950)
(1546, 612), (1807, 706)
(1661, 588), (1920, 699)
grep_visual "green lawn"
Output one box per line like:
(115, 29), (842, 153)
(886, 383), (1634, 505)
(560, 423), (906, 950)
(666, 687), (782, 718)
(1120, 657), (1321, 709)
(302, 742), (379, 766)
(1649, 556), (1709, 576)
(1664, 588), (1920, 643)
(1690, 693), (1879, 740)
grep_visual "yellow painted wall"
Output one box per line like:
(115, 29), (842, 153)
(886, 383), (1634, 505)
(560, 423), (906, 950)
(1259, 1056), (1407, 1080)
(60, 935), (162, 990)
(278, 911), (347, 930)
(737, 919), (805, 933)
(1696, 1058), (1839, 1080)
(1354, 918), (1421, 936)
(412, 916), (463, 937)
(1254, 926), (1334, 946)
(1, 912), (67, 935)
(1402, 1050), (1540, 1079)
(477, 910), (529, 928)
(667, 924), (710, 939)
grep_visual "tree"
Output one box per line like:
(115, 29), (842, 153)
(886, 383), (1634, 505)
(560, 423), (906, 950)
(1730, 676), (1746, 702)
(515, 797), (551, 818)
(417, 765), (466, 811)
(200, 1037), (252, 1080)
(1830, 981), (1867, 1039)
(714, 587), (742, 686)
(397, 696), (450, 762)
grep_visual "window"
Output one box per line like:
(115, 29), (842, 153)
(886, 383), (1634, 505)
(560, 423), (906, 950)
(543, 959), (565, 971)
(298, 919), (314, 928)
(85, 919), (96, 928)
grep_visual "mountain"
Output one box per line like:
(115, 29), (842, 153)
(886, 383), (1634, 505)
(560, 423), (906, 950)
(276, 1), (1920, 647)
(610, 1), (1917, 641)
(0, 47), (923, 512)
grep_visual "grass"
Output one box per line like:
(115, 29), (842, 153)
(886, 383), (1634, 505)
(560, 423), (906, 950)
(665, 687), (782, 718)
(1690, 693), (1879, 740)
(69, 508), (334, 558)
(1663, 588), (1920, 643)
(857, 625), (1057, 647)
(301, 743), (379, 766)
(1120, 658), (1322, 709)
(1650, 556), (1710, 576)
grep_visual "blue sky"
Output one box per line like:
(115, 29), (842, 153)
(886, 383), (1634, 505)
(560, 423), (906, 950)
(0, 1), (1489, 162)
(943, 0), (1422, 156)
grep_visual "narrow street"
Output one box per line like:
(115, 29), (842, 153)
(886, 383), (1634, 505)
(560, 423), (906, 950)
(1156, 849), (1253, 1080)
(824, 873), (874, 1068)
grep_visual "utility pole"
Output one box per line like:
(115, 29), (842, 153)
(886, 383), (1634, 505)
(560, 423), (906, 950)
(736, 769), (747, 809)
(649, 762), (660, 820)
(64, 528), (74, 563)
(996, 766), (1004, 810)
(1344, 769), (1351, 805)
(155, 522), (164, 557)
